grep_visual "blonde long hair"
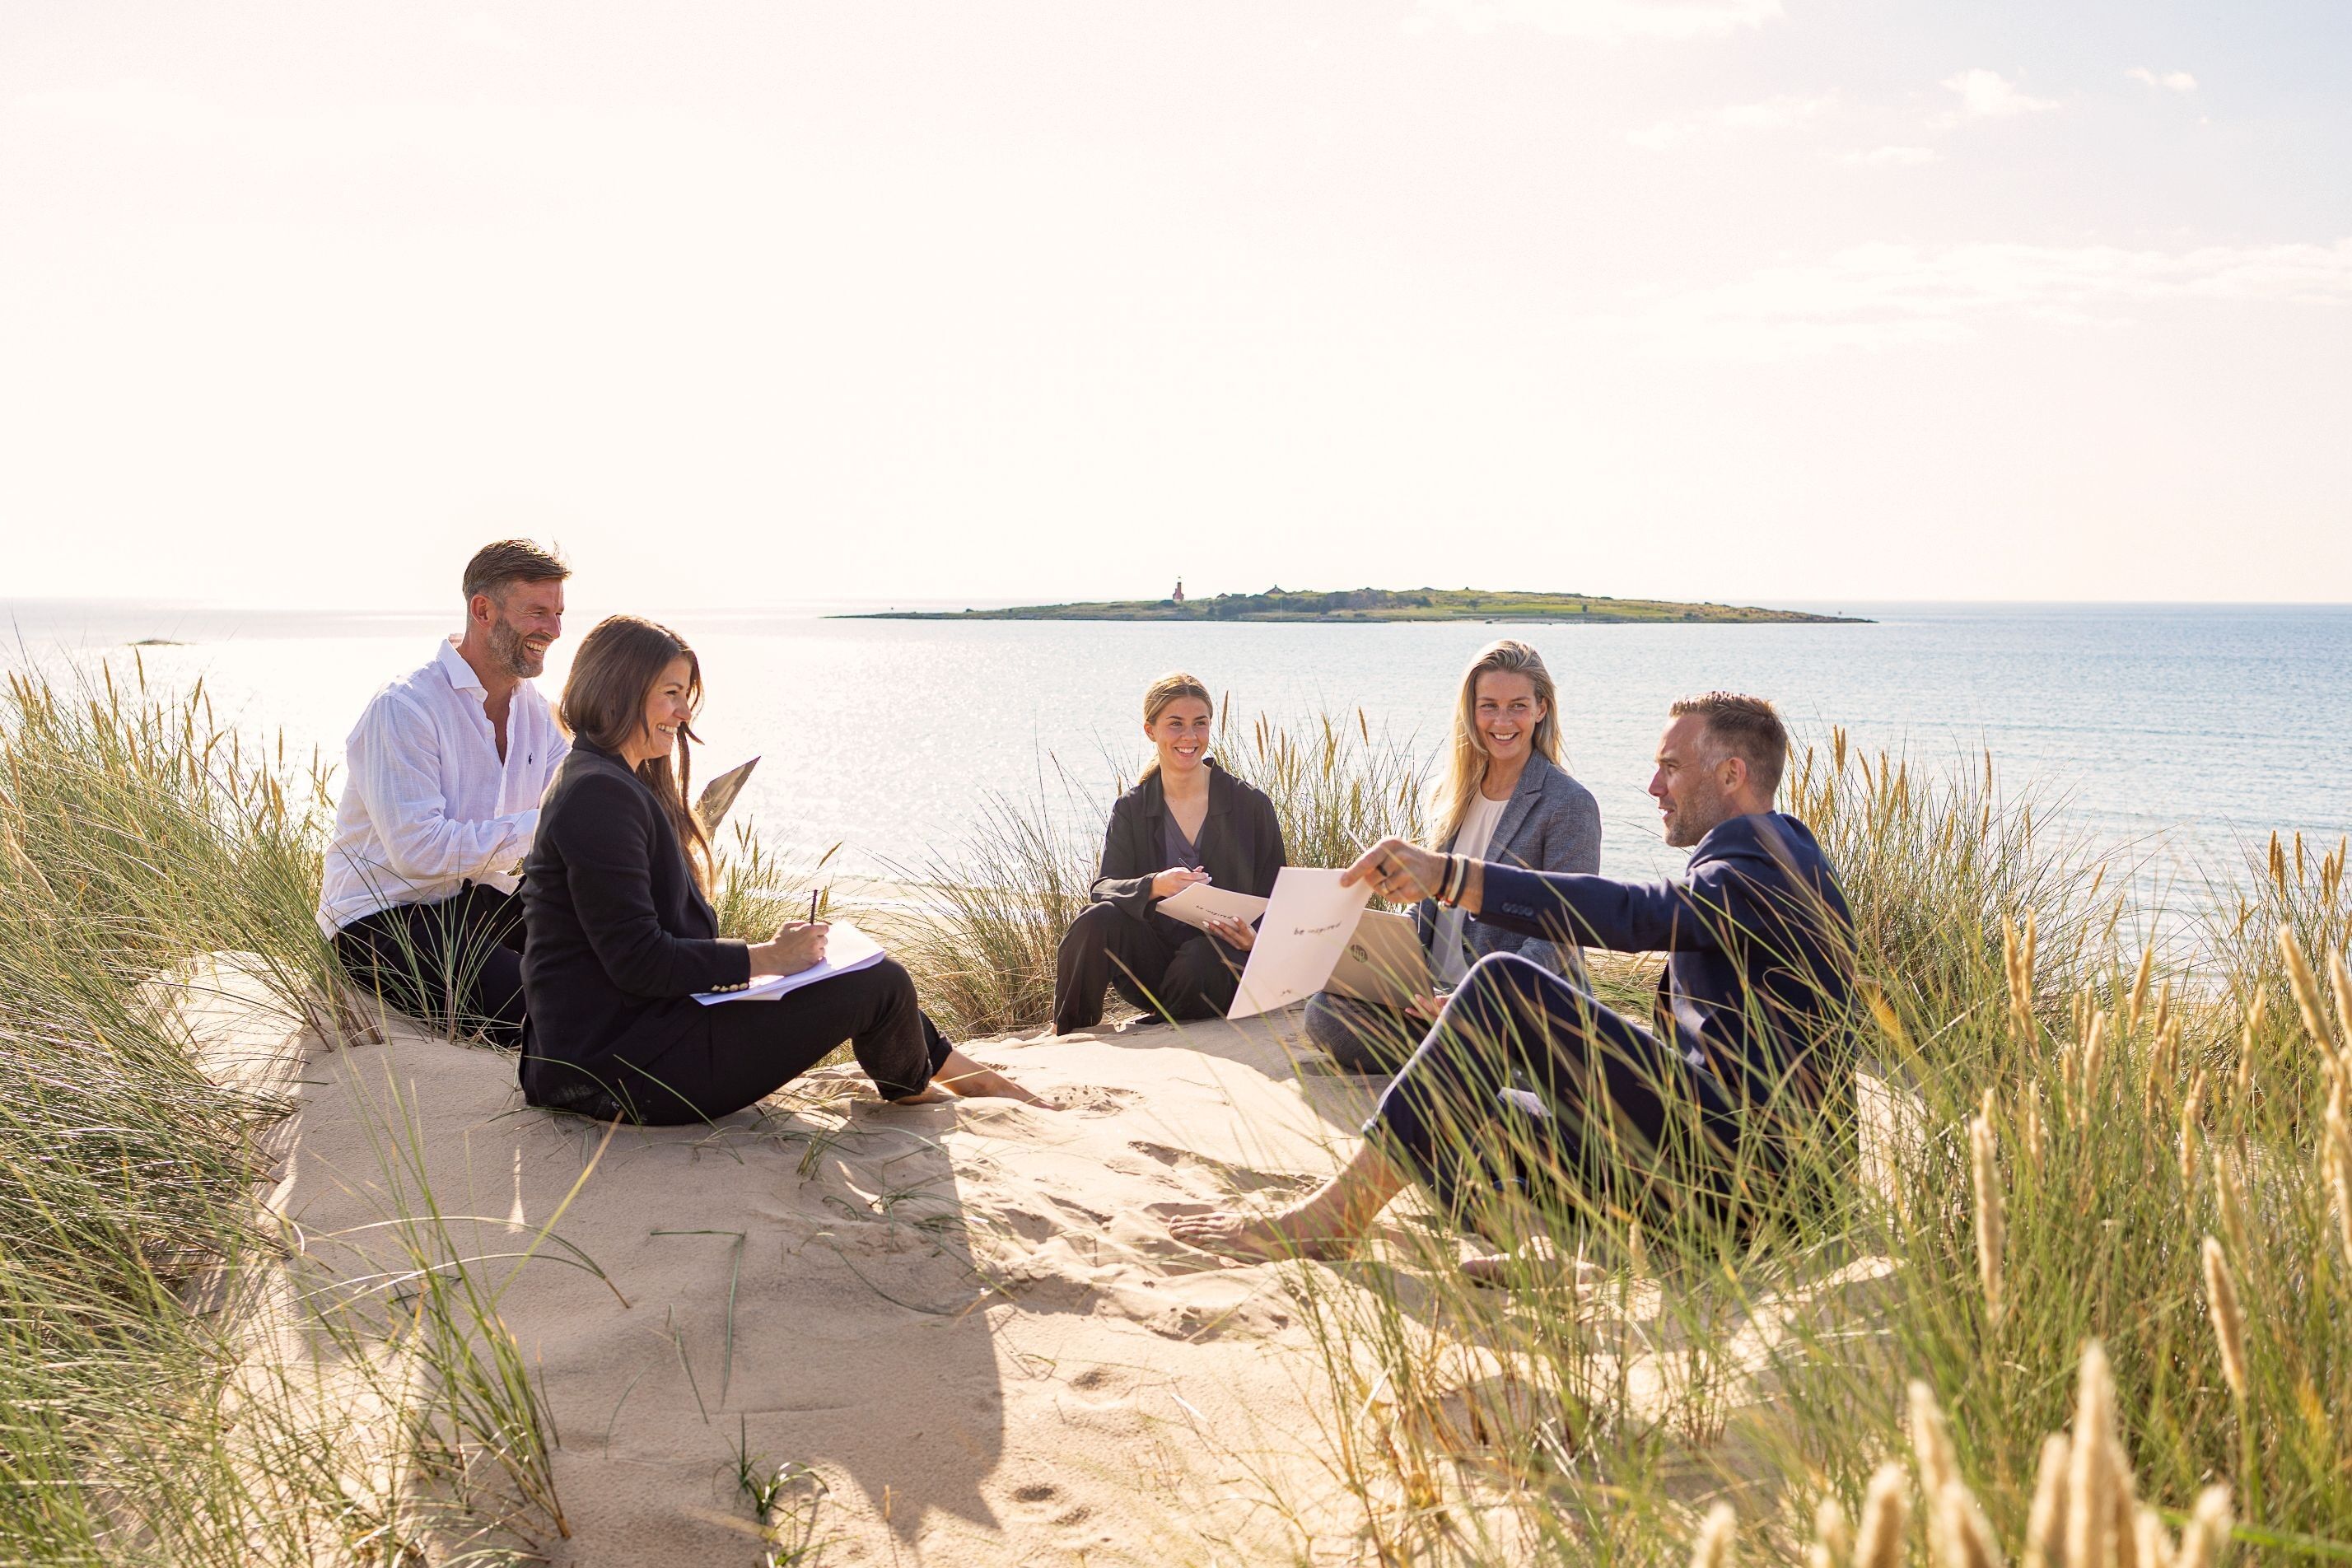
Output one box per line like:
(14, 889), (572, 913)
(1136, 671), (1216, 782)
(1432, 640), (1561, 850)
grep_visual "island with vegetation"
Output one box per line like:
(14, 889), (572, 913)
(846, 585), (1865, 624)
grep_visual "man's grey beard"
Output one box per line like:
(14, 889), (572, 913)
(488, 615), (544, 679)
(1664, 789), (1732, 849)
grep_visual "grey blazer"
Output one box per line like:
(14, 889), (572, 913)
(1415, 752), (1603, 981)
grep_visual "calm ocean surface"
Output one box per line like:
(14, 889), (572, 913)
(7, 600), (2348, 901)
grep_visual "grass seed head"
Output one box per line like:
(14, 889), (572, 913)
(1936, 1481), (2005, 1568)
(2174, 1486), (2233, 1568)
(2065, 1342), (2121, 1568)
(2200, 1236), (2247, 1402)
(1970, 1115), (2004, 1323)
(1812, 1496), (1854, 1567)
(2178, 1073), (2208, 1191)
(1690, 1501), (1738, 1568)
(2280, 926), (2334, 1052)
(2212, 1155), (2252, 1267)
(1855, 1462), (1912, 1568)
(2326, 1088), (2352, 1268)
(2128, 946), (2156, 1033)
(2022, 1432), (2071, 1568)
(2331, 949), (2352, 1061)
(1909, 1379), (1959, 1497)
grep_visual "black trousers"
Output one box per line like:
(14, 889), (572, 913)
(525, 958), (954, 1127)
(1052, 903), (1247, 1035)
(1301, 991), (1426, 1076)
(334, 884), (528, 1048)
(1365, 952), (1742, 1231)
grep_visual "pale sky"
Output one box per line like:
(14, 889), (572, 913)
(3, 2), (2347, 609)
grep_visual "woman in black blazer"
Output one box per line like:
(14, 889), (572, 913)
(520, 615), (1043, 1123)
(1051, 672), (1286, 1035)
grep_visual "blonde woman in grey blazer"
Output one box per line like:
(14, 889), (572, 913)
(1304, 640), (1601, 1072)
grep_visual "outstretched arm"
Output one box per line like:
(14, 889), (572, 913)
(1344, 837), (1714, 956)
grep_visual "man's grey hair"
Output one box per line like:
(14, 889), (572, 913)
(1670, 691), (1789, 797)
(462, 539), (570, 604)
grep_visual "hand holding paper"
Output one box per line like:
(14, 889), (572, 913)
(1226, 868), (1374, 1020)
(1156, 881), (1271, 931)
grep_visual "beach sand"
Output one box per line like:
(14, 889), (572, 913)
(175, 956), (1897, 1566)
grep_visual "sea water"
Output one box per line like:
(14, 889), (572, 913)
(7, 600), (2347, 901)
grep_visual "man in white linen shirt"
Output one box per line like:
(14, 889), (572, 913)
(319, 539), (572, 1044)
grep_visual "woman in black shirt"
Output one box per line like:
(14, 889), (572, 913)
(1051, 672), (1286, 1035)
(520, 615), (1043, 1123)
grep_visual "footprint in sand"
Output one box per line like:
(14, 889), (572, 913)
(1009, 1480), (1095, 1530)
(1049, 1084), (1143, 1117)
(1125, 1141), (1322, 1198)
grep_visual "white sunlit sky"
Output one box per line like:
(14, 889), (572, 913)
(2, 2), (2348, 613)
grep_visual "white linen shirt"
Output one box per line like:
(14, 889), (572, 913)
(315, 637), (570, 935)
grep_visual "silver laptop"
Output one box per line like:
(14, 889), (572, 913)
(1325, 908), (1432, 1008)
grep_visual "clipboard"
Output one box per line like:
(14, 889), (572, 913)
(1325, 908), (1433, 1009)
(694, 756), (759, 833)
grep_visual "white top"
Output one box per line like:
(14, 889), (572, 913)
(1433, 791), (1510, 985)
(315, 637), (571, 935)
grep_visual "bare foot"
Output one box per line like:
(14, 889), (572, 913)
(887, 1085), (955, 1105)
(931, 1047), (1058, 1109)
(938, 1064), (1058, 1109)
(1167, 1206), (1354, 1262)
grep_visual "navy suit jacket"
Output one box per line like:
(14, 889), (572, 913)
(1477, 811), (1855, 1108)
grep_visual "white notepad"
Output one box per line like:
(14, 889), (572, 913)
(694, 919), (889, 1006)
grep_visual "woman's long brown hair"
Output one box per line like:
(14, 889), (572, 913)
(559, 614), (714, 889)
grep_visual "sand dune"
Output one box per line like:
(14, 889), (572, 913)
(180, 957), (1404, 1562)
(172, 956), (1893, 1565)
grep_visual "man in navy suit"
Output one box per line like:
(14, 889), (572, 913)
(1170, 693), (1855, 1272)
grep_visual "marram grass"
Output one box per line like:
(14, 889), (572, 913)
(0, 664), (576, 1564)
(7, 656), (2352, 1565)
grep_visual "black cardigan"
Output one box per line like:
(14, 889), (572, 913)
(1090, 762), (1286, 948)
(518, 744), (753, 1102)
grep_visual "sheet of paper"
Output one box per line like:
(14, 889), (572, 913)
(1155, 881), (1271, 932)
(694, 918), (889, 1006)
(1227, 867), (1374, 1020)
